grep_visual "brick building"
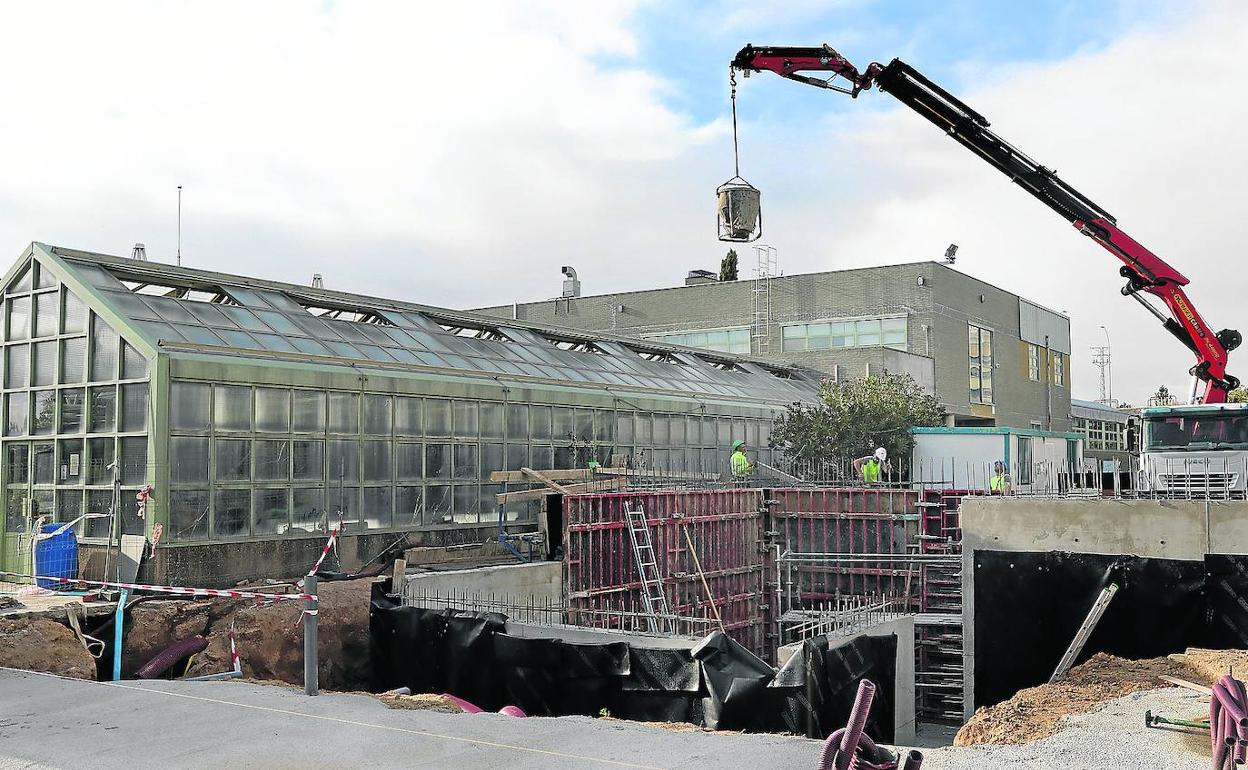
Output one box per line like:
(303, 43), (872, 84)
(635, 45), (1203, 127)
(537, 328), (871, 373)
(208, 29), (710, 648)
(472, 261), (1072, 430)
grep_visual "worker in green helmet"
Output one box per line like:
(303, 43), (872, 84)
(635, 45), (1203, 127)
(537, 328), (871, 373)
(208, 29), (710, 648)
(730, 439), (755, 480)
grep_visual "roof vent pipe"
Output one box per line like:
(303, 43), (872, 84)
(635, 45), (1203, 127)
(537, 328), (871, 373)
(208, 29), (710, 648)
(131, 243), (147, 261)
(561, 266), (580, 298)
(311, 274), (324, 289)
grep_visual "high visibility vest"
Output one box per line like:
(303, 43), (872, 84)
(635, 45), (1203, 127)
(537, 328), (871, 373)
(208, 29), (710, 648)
(862, 459), (881, 483)
(990, 474), (1006, 491)
(731, 450), (751, 476)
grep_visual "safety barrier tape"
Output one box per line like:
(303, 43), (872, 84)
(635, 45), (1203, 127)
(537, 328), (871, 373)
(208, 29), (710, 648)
(0, 571), (315, 603)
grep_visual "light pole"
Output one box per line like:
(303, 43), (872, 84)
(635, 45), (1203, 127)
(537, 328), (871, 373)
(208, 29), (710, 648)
(1100, 325), (1112, 406)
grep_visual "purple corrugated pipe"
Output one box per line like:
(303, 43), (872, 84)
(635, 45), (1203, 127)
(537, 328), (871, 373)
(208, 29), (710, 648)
(815, 679), (877, 770)
(1213, 697), (1227, 770)
(900, 749), (923, 770)
(838, 680), (877, 770)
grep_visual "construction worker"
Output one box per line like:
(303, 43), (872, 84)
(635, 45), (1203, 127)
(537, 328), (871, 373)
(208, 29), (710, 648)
(730, 439), (755, 481)
(853, 447), (891, 485)
(990, 461), (1010, 493)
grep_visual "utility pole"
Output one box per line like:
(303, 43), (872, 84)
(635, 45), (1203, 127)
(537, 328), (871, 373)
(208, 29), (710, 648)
(177, 185), (183, 266)
(1091, 326), (1114, 407)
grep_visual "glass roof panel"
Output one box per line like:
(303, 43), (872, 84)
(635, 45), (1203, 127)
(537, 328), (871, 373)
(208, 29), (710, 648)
(375, 325), (422, 348)
(289, 314), (342, 340)
(135, 320), (184, 342)
(354, 323), (395, 346)
(290, 337), (332, 356)
(218, 305), (273, 333)
(354, 344), (395, 362)
(252, 333), (300, 353)
(252, 310), (304, 336)
(415, 351), (449, 368)
(225, 287), (275, 308)
(386, 347), (420, 364)
(326, 320), (370, 343)
(216, 329), (261, 349)
(171, 324), (226, 345)
(144, 296), (199, 325)
(256, 292), (304, 312)
(72, 263), (128, 290)
(324, 340), (362, 358)
(104, 290), (162, 321)
(183, 301), (236, 328)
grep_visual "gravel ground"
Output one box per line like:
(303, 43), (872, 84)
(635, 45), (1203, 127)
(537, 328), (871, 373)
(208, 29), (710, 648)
(916, 687), (1209, 769)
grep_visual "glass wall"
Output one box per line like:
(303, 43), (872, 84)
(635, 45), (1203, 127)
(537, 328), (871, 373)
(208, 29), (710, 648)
(1, 260), (150, 539)
(644, 328), (751, 355)
(781, 316), (907, 352)
(166, 378), (775, 542)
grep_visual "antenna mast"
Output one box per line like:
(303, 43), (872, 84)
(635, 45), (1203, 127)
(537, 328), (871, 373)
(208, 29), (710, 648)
(177, 185), (183, 266)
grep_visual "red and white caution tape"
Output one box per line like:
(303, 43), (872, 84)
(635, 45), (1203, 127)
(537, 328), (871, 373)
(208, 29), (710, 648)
(0, 571), (315, 603)
(296, 517), (345, 590)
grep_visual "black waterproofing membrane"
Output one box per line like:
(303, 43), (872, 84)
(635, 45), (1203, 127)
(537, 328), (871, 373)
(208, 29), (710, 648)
(973, 551), (1248, 708)
(370, 583), (898, 737)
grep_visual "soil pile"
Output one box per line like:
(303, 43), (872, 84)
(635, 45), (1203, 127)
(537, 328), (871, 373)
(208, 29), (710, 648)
(379, 693), (463, 713)
(124, 578), (373, 689)
(954, 653), (1195, 746)
(1170, 648), (1248, 684)
(0, 617), (97, 679)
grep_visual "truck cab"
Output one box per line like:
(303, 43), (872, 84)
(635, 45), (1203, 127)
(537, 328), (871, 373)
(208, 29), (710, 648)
(1138, 403), (1248, 496)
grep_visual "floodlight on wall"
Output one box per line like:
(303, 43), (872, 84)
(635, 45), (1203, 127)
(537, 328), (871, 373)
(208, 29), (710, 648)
(944, 244), (958, 264)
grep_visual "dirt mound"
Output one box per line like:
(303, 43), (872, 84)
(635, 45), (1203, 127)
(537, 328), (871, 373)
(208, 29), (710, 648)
(124, 578), (374, 689)
(0, 617), (97, 679)
(1170, 648), (1248, 684)
(379, 693), (463, 713)
(954, 653), (1195, 746)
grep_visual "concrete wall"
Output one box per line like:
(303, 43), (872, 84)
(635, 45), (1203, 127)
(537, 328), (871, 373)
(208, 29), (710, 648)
(776, 615), (916, 744)
(472, 262), (1069, 430)
(402, 561), (563, 606)
(959, 497), (1248, 719)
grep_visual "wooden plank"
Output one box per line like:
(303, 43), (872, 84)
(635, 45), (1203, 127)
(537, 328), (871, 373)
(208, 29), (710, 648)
(496, 478), (626, 505)
(596, 468), (720, 481)
(520, 468), (574, 494)
(488, 468), (629, 483)
(391, 558), (407, 594)
(1159, 675), (1213, 696)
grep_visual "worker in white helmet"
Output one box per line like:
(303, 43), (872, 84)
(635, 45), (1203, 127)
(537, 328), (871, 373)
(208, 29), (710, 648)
(853, 447), (891, 485)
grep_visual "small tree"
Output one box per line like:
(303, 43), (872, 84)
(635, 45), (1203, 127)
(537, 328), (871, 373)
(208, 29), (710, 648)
(719, 249), (739, 281)
(1150, 385), (1175, 406)
(1228, 388), (1248, 404)
(771, 373), (946, 464)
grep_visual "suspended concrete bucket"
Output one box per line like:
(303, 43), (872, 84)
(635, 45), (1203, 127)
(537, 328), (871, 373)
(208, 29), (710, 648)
(717, 176), (762, 243)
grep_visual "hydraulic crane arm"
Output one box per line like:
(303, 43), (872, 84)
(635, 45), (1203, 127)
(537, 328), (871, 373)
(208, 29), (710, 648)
(731, 44), (1241, 402)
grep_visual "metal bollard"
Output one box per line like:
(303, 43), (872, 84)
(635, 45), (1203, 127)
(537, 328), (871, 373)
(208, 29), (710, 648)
(303, 575), (319, 696)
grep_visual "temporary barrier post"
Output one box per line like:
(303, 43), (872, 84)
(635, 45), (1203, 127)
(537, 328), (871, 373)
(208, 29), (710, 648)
(303, 575), (319, 696)
(112, 589), (129, 681)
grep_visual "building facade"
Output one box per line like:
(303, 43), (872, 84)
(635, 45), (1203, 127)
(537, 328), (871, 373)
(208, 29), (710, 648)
(1071, 398), (1133, 483)
(473, 262), (1073, 431)
(0, 244), (822, 585)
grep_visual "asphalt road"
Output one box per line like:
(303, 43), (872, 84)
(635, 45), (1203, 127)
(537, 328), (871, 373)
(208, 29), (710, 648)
(0, 669), (822, 769)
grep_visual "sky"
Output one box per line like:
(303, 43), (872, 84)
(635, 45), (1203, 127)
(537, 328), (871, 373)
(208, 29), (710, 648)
(0, 0), (1242, 404)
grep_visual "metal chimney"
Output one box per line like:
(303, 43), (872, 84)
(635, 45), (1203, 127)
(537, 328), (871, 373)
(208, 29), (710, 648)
(561, 266), (581, 298)
(311, 273), (324, 289)
(131, 243), (147, 261)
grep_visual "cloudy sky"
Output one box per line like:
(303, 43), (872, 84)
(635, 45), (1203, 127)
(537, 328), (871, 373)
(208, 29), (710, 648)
(0, 0), (1243, 403)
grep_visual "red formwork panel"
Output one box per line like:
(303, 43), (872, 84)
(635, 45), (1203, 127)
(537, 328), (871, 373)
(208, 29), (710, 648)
(769, 488), (921, 607)
(562, 489), (767, 658)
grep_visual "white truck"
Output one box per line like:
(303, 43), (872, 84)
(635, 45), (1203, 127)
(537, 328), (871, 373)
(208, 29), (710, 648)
(1137, 403), (1248, 496)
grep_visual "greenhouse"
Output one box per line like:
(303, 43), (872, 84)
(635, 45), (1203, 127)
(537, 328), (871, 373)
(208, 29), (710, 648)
(0, 243), (821, 583)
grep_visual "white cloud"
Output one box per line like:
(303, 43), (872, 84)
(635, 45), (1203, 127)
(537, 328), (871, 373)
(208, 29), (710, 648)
(0, 1), (1243, 404)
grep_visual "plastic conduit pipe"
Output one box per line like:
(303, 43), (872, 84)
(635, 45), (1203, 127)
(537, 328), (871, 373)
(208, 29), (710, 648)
(816, 679), (877, 770)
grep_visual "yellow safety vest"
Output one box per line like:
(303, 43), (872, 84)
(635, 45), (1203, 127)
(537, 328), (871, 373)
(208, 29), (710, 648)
(731, 450), (752, 476)
(862, 459), (881, 483)
(990, 474), (1006, 491)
